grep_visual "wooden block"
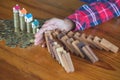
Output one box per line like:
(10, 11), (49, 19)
(45, 31), (57, 57)
(44, 31), (52, 53)
(52, 30), (60, 38)
(93, 36), (109, 51)
(85, 45), (99, 63)
(73, 32), (80, 40)
(100, 38), (119, 53)
(74, 32), (81, 36)
(77, 42), (86, 53)
(62, 51), (74, 73)
(52, 42), (61, 63)
(67, 31), (74, 38)
(46, 30), (53, 39)
(61, 52), (71, 73)
(49, 41), (56, 58)
(65, 52), (74, 72)
(60, 35), (70, 51)
(73, 33), (82, 41)
(77, 42), (99, 63)
(80, 33), (90, 44)
(80, 33), (91, 44)
(86, 35), (94, 42)
(56, 47), (74, 73)
(72, 40), (85, 58)
(82, 45), (99, 63)
(60, 35), (72, 51)
(56, 47), (64, 66)
(87, 35), (103, 49)
(77, 42), (93, 60)
(82, 46), (96, 63)
(67, 38), (74, 43)
(74, 32), (84, 41)
(52, 32), (57, 38)
(81, 33), (87, 40)
(55, 29), (61, 33)
(61, 35), (69, 41)
(66, 38), (76, 53)
(74, 33), (89, 46)
(57, 32), (65, 40)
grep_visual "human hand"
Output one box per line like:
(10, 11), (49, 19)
(34, 18), (74, 46)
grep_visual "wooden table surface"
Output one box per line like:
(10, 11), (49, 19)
(0, 0), (120, 80)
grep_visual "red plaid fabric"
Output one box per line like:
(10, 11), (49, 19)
(68, 0), (120, 31)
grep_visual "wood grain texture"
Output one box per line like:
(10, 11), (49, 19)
(0, 0), (84, 19)
(0, 59), (41, 80)
(0, 0), (120, 80)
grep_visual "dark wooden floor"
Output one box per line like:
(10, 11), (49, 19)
(0, 0), (120, 80)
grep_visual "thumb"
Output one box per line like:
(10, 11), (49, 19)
(35, 27), (46, 38)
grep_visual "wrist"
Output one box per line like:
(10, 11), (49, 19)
(64, 18), (75, 32)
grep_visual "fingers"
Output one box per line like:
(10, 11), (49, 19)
(41, 42), (46, 48)
(43, 18), (55, 25)
(34, 18), (65, 46)
(35, 27), (46, 38)
(34, 36), (43, 45)
(34, 28), (45, 45)
(43, 18), (60, 27)
(34, 36), (45, 45)
(34, 25), (57, 46)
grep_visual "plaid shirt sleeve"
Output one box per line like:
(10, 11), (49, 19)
(68, 0), (120, 31)
(80, 0), (109, 3)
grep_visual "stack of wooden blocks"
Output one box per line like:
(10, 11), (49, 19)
(44, 31), (74, 73)
(44, 30), (119, 73)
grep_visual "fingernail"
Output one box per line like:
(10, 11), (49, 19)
(34, 43), (37, 45)
(41, 44), (45, 48)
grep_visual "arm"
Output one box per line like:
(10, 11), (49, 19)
(68, 0), (120, 31)
(80, 0), (109, 3)
(34, 0), (120, 46)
